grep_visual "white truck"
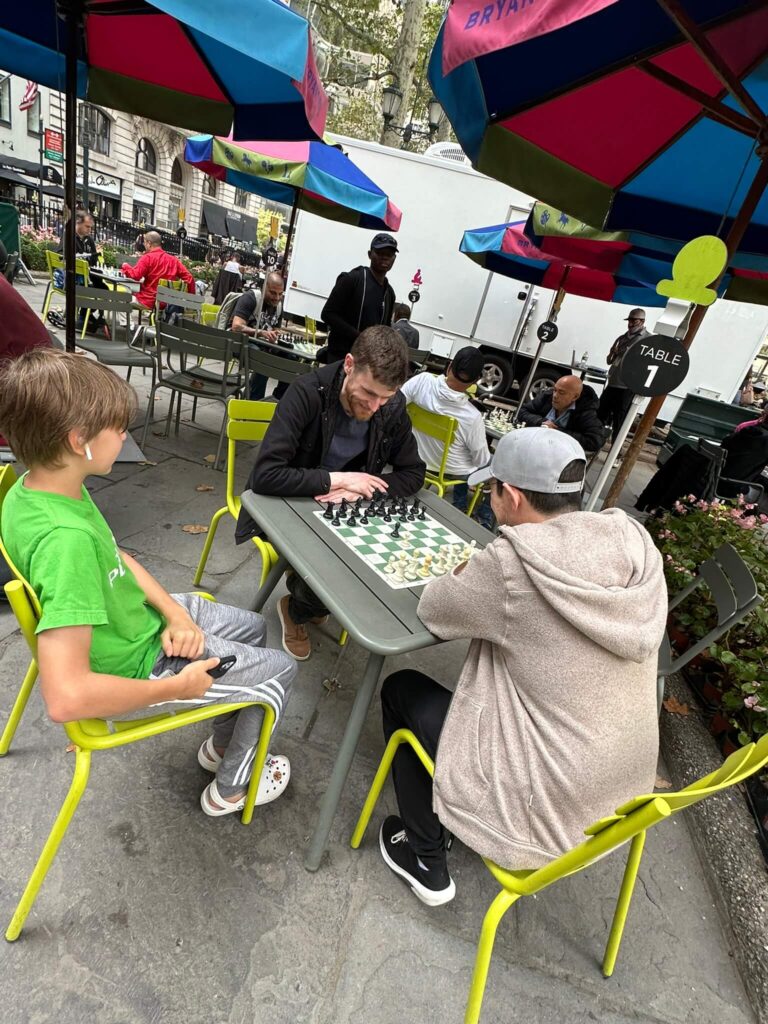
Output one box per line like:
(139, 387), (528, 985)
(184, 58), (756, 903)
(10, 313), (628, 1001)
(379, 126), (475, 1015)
(285, 135), (768, 422)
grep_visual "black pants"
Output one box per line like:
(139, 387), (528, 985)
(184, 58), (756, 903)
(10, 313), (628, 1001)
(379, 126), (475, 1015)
(286, 571), (329, 624)
(381, 670), (452, 865)
(598, 385), (634, 442)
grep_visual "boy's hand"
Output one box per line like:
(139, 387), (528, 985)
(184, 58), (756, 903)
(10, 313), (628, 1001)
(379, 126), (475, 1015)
(174, 658), (221, 699)
(161, 614), (205, 659)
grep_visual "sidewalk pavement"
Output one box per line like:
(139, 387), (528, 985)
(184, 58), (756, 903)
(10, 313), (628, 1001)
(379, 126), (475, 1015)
(0, 287), (754, 1024)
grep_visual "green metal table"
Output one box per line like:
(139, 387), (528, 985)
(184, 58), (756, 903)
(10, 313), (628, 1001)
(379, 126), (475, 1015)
(240, 487), (493, 871)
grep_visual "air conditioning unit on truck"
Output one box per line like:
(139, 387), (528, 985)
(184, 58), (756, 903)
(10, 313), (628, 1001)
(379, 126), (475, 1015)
(285, 135), (768, 423)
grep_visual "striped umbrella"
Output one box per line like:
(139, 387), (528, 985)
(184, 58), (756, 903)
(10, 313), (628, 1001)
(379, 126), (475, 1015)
(0, 0), (329, 347)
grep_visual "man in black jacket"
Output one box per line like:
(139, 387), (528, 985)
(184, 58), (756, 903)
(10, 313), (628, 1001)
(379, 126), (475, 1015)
(58, 212), (107, 332)
(237, 326), (426, 660)
(321, 233), (398, 362)
(518, 375), (606, 452)
(721, 413), (768, 482)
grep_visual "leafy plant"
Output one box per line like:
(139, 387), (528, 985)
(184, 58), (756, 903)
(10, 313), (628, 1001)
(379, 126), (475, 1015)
(646, 494), (768, 743)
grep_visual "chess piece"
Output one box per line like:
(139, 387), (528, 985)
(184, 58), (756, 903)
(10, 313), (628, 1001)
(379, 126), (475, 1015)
(347, 514), (358, 527)
(417, 555), (432, 578)
(354, 497), (363, 513)
(390, 523), (401, 539)
(417, 508), (426, 520)
(394, 561), (407, 583)
(383, 509), (392, 523)
(404, 560), (419, 582)
(360, 513), (369, 525)
(384, 554), (397, 574)
(331, 513), (341, 526)
(338, 498), (348, 518)
(323, 502), (334, 520)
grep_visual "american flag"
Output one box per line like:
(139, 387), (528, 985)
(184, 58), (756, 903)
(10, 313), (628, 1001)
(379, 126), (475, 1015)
(19, 81), (39, 112)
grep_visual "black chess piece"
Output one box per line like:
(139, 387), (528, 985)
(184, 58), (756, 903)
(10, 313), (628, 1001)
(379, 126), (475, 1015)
(417, 508), (426, 521)
(383, 509), (392, 523)
(323, 501), (335, 520)
(331, 513), (341, 526)
(410, 498), (420, 514)
(371, 489), (382, 503)
(347, 514), (358, 527)
(360, 513), (369, 525)
(354, 497), (363, 513)
(390, 523), (401, 539)
(399, 512), (408, 523)
(338, 498), (348, 518)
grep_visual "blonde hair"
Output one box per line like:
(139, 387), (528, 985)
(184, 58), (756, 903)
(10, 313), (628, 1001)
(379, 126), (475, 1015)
(0, 349), (137, 468)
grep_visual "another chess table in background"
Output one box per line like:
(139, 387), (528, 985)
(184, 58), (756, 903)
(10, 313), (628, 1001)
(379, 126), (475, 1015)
(241, 486), (493, 872)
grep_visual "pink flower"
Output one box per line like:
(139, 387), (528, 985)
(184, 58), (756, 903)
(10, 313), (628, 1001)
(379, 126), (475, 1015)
(665, 554), (674, 562)
(696, 500), (709, 510)
(737, 516), (757, 529)
(744, 696), (766, 712)
(687, 494), (696, 501)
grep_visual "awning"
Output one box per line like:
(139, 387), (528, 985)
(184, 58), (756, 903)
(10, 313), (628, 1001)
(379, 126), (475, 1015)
(226, 209), (245, 241)
(0, 155), (62, 184)
(0, 167), (64, 197)
(202, 199), (229, 238)
(239, 213), (258, 244)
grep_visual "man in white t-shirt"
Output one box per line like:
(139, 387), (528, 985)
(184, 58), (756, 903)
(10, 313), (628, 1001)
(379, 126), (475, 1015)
(400, 347), (493, 528)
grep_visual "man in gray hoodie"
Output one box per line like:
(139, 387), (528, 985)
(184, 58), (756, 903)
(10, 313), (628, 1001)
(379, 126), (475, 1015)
(378, 428), (667, 906)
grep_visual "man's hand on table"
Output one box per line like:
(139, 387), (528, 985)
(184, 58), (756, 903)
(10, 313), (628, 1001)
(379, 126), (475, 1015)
(316, 472), (388, 504)
(257, 329), (279, 342)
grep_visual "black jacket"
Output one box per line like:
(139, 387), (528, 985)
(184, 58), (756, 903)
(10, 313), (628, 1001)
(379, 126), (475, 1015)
(721, 424), (768, 482)
(59, 232), (98, 266)
(321, 265), (396, 362)
(235, 361), (426, 543)
(518, 385), (607, 452)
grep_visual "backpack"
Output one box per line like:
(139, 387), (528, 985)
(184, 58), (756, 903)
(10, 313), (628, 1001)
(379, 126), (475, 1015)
(216, 290), (242, 330)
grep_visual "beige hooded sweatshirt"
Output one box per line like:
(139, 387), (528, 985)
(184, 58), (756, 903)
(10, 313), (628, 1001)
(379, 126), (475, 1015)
(417, 507), (667, 871)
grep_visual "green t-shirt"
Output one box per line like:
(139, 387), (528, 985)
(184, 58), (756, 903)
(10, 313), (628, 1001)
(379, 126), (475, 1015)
(1, 477), (164, 679)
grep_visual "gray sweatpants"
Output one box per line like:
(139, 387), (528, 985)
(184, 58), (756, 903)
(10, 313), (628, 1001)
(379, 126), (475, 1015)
(148, 594), (296, 796)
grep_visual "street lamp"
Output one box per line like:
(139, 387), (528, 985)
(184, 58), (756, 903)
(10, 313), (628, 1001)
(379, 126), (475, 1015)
(381, 85), (443, 146)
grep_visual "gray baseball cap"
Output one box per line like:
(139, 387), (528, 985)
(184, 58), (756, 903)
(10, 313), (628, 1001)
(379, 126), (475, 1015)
(468, 427), (586, 492)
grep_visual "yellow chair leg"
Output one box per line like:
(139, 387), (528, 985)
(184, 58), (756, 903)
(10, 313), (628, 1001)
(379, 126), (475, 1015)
(350, 729), (430, 848)
(467, 486), (483, 516)
(0, 660), (38, 757)
(338, 629), (348, 647)
(80, 309), (90, 339)
(6, 746), (92, 941)
(241, 704), (276, 826)
(464, 889), (521, 1024)
(193, 505), (228, 586)
(602, 830), (646, 976)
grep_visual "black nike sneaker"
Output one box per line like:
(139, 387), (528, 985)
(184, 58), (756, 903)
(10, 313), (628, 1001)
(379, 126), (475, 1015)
(379, 815), (456, 907)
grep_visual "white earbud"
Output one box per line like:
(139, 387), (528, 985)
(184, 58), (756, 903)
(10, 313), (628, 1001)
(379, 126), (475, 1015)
(84, 444), (93, 461)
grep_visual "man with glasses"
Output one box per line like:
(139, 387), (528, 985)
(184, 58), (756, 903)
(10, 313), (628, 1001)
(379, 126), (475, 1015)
(374, 427), (666, 906)
(598, 308), (650, 442)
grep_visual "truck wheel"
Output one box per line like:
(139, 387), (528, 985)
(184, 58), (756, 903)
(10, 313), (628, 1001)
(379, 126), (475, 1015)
(478, 353), (512, 396)
(524, 366), (560, 402)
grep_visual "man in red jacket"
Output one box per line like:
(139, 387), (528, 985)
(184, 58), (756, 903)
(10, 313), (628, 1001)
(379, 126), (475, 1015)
(121, 230), (194, 310)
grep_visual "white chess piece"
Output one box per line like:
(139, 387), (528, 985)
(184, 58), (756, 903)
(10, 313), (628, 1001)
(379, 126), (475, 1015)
(384, 554), (397, 574)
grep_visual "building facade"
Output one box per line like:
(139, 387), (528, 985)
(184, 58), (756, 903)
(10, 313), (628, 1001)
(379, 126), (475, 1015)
(0, 70), (283, 246)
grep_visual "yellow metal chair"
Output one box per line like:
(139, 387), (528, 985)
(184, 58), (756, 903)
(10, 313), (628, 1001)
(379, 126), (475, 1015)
(202, 302), (221, 326)
(305, 316), (317, 342)
(406, 403), (482, 516)
(0, 465), (276, 941)
(194, 399), (279, 589)
(351, 727), (768, 1024)
(41, 250), (92, 329)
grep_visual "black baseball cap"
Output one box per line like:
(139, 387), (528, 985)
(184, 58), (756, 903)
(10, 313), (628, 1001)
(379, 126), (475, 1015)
(451, 346), (485, 384)
(370, 232), (399, 252)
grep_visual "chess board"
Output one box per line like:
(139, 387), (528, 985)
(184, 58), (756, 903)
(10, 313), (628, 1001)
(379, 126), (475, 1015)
(313, 505), (471, 590)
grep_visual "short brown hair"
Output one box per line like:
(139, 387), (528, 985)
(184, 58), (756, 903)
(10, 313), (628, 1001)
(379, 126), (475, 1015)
(350, 325), (409, 390)
(0, 349), (137, 468)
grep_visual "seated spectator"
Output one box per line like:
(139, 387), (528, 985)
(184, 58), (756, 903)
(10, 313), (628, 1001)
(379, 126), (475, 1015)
(392, 302), (420, 350)
(0, 349), (296, 817)
(518, 375), (606, 452)
(376, 427), (667, 906)
(400, 347), (494, 529)
(120, 230), (194, 310)
(721, 411), (768, 482)
(229, 272), (286, 401)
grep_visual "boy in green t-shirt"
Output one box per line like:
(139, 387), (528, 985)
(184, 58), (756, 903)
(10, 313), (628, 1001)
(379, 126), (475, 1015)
(0, 349), (296, 816)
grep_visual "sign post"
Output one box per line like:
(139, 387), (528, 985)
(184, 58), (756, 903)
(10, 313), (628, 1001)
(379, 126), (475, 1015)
(585, 334), (690, 511)
(43, 128), (63, 163)
(512, 319), (560, 424)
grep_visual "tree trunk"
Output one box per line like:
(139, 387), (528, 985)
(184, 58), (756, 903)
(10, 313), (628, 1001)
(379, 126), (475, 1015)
(379, 0), (427, 148)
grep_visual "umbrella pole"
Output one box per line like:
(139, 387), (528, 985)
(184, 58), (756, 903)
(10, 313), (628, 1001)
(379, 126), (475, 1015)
(602, 155), (768, 509)
(64, 1), (80, 353)
(513, 273), (569, 421)
(282, 197), (300, 284)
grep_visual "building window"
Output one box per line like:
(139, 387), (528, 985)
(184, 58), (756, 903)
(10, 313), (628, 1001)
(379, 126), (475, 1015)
(26, 93), (41, 136)
(171, 157), (184, 186)
(135, 137), (157, 175)
(234, 187), (248, 208)
(79, 107), (111, 156)
(0, 77), (11, 127)
(202, 174), (217, 198)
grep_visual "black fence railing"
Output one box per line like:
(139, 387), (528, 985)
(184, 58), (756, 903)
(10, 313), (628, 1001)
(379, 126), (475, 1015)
(6, 196), (263, 267)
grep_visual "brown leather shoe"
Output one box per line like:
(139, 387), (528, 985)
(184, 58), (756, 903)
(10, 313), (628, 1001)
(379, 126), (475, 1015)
(277, 596), (311, 661)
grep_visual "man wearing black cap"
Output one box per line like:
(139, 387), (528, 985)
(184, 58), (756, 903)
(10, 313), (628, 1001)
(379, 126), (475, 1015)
(400, 346), (494, 528)
(598, 307), (650, 442)
(321, 233), (398, 362)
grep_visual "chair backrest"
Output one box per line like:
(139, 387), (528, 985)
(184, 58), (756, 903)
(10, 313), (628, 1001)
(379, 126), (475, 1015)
(305, 316), (317, 341)
(158, 277), (187, 292)
(75, 285), (134, 313)
(156, 321), (234, 391)
(46, 249), (90, 287)
(155, 284), (204, 324)
(0, 466), (43, 651)
(493, 732), (768, 897)
(406, 402), (457, 481)
(248, 348), (313, 386)
(223, 399), (277, 514)
(201, 302), (220, 326)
